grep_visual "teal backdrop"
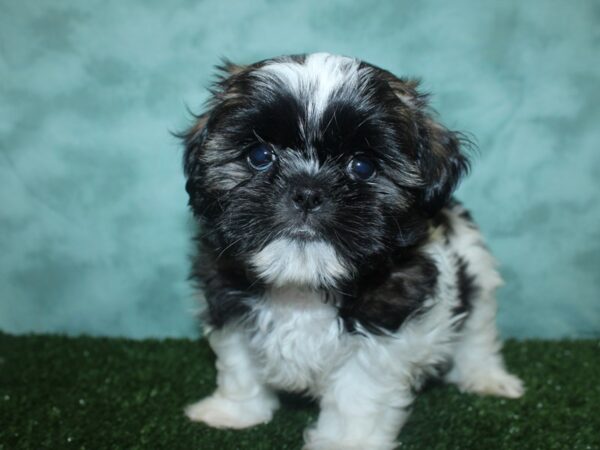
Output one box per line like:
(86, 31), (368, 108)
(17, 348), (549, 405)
(1, 0), (598, 339)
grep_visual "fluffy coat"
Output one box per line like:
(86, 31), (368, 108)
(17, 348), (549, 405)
(182, 53), (524, 450)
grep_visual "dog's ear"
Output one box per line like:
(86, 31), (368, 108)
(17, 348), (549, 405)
(182, 113), (208, 197)
(182, 114), (208, 177)
(182, 60), (247, 195)
(414, 112), (470, 215)
(386, 76), (471, 215)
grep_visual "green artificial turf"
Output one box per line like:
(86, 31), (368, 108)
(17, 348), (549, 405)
(0, 333), (598, 450)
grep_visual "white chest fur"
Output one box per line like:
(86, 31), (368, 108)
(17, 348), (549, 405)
(246, 286), (349, 393)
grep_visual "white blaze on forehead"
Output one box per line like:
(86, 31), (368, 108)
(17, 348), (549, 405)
(251, 238), (349, 287)
(260, 53), (361, 119)
(284, 150), (320, 176)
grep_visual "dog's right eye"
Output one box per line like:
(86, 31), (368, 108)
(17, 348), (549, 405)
(247, 144), (275, 171)
(348, 155), (376, 180)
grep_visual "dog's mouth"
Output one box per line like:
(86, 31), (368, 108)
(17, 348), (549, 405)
(286, 224), (320, 241)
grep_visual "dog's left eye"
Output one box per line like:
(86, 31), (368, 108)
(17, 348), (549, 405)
(348, 155), (376, 180)
(247, 144), (275, 171)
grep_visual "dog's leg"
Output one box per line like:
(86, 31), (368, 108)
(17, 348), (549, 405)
(445, 294), (524, 398)
(303, 356), (413, 450)
(185, 325), (279, 428)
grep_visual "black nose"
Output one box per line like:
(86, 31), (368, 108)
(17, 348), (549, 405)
(291, 187), (323, 212)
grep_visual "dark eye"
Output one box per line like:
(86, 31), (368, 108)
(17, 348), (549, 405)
(349, 155), (376, 180)
(247, 144), (275, 171)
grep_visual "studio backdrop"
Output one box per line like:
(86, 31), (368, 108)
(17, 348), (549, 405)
(0, 0), (598, 339)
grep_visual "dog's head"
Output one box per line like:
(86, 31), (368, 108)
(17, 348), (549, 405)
(183, 53), (469, 287)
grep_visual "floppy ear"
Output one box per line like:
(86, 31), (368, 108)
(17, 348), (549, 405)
(386, 76), (471, 215)
(414, 114), (470, 215)
(182, 60), (247, 196)
(182, 113), (208, 196)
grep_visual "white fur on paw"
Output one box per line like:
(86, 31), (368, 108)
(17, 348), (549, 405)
(185, 393), (277, 429)
(303, 431), (397, 450)
(459, 370), (525, 399)
(303, 441), (395, 450)
(302, 441), (396, 450)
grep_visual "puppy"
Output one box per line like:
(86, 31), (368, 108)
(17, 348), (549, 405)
(182, 53), (524, 450)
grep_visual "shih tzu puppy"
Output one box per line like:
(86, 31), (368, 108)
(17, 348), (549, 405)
(182, 53), (524, 450)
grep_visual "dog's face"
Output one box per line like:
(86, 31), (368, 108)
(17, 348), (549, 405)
(184, 53), (469, 287)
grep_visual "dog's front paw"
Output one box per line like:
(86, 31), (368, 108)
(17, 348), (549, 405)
(302, 440), (396, 450)
(185, 391), (278, 429)
(459, 369), (525, 399)
(303, 430), (397, 450)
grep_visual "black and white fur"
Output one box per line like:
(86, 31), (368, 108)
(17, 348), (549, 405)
(182, 53), (523, 450)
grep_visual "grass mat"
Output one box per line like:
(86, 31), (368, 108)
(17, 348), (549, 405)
(0, 333), (598, 449)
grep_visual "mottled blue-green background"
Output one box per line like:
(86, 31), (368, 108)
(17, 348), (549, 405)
(1, 0), (598, 339)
